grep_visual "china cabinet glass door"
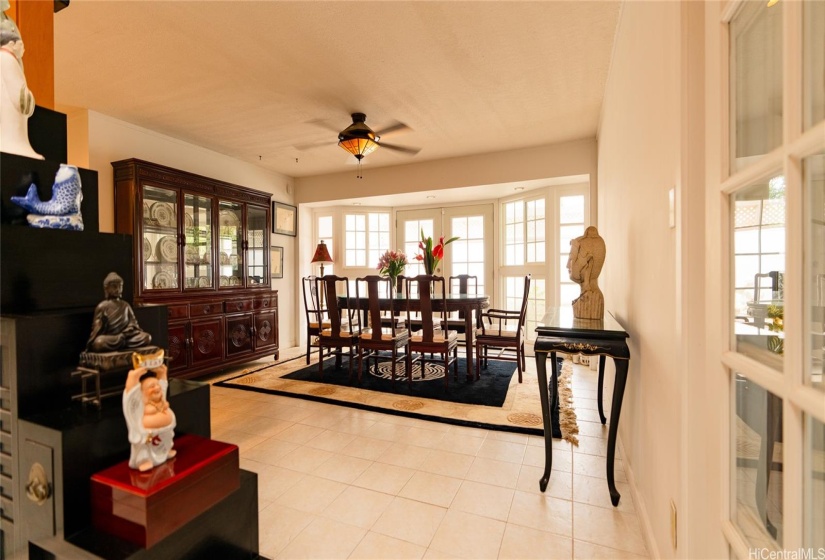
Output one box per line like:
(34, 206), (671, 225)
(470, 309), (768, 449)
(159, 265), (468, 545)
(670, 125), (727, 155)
(218, 201), (243, 288)
(183, 193), (214, 290)
(142, 184), (179, 291)
(246, 205), (268, 286)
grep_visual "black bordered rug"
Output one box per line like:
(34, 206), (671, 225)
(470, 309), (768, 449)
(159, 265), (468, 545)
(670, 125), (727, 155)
(278, 357), (516, 407)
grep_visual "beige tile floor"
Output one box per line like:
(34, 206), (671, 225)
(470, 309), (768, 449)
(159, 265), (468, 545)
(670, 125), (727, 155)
(210, 347), (650, 559)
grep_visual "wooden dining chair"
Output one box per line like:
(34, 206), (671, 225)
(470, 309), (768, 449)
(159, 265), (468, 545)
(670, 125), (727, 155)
(316, 275), (360, 379)
(356, 276), (412, 385)
(474, 274), (531, 383)
(447, 274), (480, 342)
(302, 275), (330, 364)
(405, 275), (459, 389)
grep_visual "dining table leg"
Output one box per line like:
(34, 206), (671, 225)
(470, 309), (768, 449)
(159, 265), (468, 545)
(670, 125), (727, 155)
(535, 350), (553, 492)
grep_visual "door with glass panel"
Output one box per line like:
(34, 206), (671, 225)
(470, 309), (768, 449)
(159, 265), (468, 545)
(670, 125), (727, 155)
(722, 1), (825, 555)
(183, 192), (214, 290)
(246, 205), (269, 286)
(396, 205), (493, 294)
(218, 201), (243, 289)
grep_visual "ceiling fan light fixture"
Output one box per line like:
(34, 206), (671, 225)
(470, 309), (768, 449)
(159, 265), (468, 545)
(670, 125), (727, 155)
(338, 136), (379, 160)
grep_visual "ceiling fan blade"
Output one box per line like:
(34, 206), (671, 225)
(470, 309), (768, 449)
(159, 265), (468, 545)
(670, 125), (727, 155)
(293, 140), (330, 151)
(305, 118), (343, 134)
(375, 120), (412, 138)
(379, 142), (421, 156)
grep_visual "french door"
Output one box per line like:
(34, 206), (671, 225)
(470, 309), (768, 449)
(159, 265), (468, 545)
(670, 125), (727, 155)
(396, 205), (494, 297)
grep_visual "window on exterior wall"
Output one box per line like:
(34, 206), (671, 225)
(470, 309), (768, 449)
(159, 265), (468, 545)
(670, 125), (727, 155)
(451, 215), (486, 295)
(504, 197), (546, 266)
(344, 212), (390, 268)
(317, 214), (334, 276)
(559, 195), (585, 306)
(504, 201), (525, 266)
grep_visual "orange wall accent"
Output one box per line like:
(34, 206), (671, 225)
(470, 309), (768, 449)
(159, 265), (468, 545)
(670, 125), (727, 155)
(7, 0), (54, 109)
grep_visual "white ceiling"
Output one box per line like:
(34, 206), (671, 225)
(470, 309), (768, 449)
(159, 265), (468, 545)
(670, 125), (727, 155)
(53, 1), (620, 180)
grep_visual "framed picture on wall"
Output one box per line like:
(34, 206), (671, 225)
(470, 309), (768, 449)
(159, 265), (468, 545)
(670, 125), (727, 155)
(272, 201), (297, 236)
(271, 246), (284, 279)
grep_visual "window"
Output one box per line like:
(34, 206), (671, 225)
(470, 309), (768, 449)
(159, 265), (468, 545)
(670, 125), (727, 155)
(344, 212), (389, 268)
(559, 195), (585, 306)
(451, 215), (486, 295)
(504, 198), (545, 265)
(317, 214), (334, 276)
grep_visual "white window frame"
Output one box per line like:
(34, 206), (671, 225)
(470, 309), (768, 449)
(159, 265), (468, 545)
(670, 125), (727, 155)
(719, 1), (825, 557)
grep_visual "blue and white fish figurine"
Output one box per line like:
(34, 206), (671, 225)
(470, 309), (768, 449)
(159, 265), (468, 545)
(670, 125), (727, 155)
(10, 164), (84, 231)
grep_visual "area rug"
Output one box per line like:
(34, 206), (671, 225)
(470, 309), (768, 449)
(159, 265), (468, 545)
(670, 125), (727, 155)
(280, 357), (515, 407)
(215, 350), (579, 442)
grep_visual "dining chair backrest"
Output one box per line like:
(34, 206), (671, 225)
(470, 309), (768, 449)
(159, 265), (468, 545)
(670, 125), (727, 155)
(449, 274), (478, 296)
(302, 275), (323, 323)
(356, 275), (399, 340)
(405, 275), (448, 343)
(516, 274), (532, 326)
(317, 275), (358, 334)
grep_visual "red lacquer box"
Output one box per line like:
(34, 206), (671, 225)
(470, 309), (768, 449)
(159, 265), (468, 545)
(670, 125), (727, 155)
(90, 434), (239, 548)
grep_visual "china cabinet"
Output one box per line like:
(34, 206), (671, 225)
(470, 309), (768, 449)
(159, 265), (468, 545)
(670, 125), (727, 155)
(113, 159), (279, 378)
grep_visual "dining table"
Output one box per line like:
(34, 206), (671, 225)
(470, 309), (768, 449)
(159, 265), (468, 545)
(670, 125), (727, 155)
(338, 293), (490, 381)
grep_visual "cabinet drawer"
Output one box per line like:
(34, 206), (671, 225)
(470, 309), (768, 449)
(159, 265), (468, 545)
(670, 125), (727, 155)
(225, 299), (252, 313)
(167, 304), (189, 319)
(190, 302), (222, 316)
(254, 296), (273, 310)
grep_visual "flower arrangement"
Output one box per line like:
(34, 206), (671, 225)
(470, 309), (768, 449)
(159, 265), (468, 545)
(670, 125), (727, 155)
(415, 229), (459, 275)
(377, 249), (408, 282)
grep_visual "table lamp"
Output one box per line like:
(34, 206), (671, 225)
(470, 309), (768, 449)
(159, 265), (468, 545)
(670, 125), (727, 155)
(311, 240), (333, 278)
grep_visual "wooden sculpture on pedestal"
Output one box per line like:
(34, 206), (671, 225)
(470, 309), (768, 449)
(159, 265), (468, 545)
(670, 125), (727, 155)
(567, 226), (606, 320)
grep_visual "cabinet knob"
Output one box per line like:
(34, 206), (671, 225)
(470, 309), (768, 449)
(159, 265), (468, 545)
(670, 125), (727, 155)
(204, 306), (211, 314)
(26, 463), (51, 505)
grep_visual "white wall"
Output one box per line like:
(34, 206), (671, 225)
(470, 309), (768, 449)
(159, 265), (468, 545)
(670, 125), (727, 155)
(597, 2), (684, 558)
(65, 110), (299, 350)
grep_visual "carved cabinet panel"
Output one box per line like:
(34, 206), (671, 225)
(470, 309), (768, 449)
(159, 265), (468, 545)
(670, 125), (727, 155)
(191, 317), (224, 365)
(226, 314), (253, 357)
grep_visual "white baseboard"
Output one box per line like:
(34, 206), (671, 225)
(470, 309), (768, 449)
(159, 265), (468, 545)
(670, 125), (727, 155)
(619, 436), (662, 559)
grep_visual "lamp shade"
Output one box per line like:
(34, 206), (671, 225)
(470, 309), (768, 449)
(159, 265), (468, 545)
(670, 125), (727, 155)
(311, 240), (333, 264)
(337, 113), (379, 160)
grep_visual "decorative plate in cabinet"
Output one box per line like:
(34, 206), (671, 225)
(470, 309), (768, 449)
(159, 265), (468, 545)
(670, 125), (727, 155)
(157, 236), (178, 262)
(151, 202), (176, 227)
(143, 238), (152, 261)
(152, 271), (174, 289)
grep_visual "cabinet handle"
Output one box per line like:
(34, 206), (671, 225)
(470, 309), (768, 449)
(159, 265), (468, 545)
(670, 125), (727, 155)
(203, 305), (211, 314)
(26, 463), (51, 505)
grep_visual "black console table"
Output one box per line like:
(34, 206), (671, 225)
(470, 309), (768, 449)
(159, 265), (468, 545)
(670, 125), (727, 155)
(534, 307), (630, 506)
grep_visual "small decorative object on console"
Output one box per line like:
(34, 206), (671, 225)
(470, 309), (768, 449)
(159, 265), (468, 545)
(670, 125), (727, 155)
(124, 350), (176, 471)
(10, 164), (84, 230)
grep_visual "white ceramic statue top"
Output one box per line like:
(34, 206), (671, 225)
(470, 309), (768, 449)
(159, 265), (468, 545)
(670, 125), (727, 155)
(123, 351), (176, 471)
(0, 1), (43, 160)
(567, 226), (606, 320)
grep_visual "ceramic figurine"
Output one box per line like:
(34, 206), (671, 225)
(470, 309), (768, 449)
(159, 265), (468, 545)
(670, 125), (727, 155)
(0, 0), (42, 160)
(567, 226), (606, 320)
(123, 350), (176, 472)
(87, 272), (153, 352)
(11, 164), (84, 230)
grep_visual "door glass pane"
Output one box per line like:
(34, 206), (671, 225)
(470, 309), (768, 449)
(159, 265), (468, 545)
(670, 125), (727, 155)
(404, 218), (433, 278)
(732, 178), (786, 371)
(806, 415), (825, 548)
(450, 216), (485, 295)
(730, 1), (783, 172)
(218, 201), (243, 288)
(733, 374), (783, 548)
(183, 193), (213, 289)
(247, 205), (267, 286)
(142, 185), (178, 291)
(804, 0), (825, 128)
(806, 153), (825, 390)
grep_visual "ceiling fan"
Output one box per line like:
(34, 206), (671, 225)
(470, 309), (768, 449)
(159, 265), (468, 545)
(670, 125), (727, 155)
(336, 112), (421, 162)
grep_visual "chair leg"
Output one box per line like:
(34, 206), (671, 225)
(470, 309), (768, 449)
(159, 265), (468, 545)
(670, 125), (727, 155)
(516, 348), (523, 383)
(306, 336), (311, 364)
(357, 348), (364, 383)
(406, 345), (413, 388)
(475, 341), (481, 381)
(318, 346), (325, 378)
